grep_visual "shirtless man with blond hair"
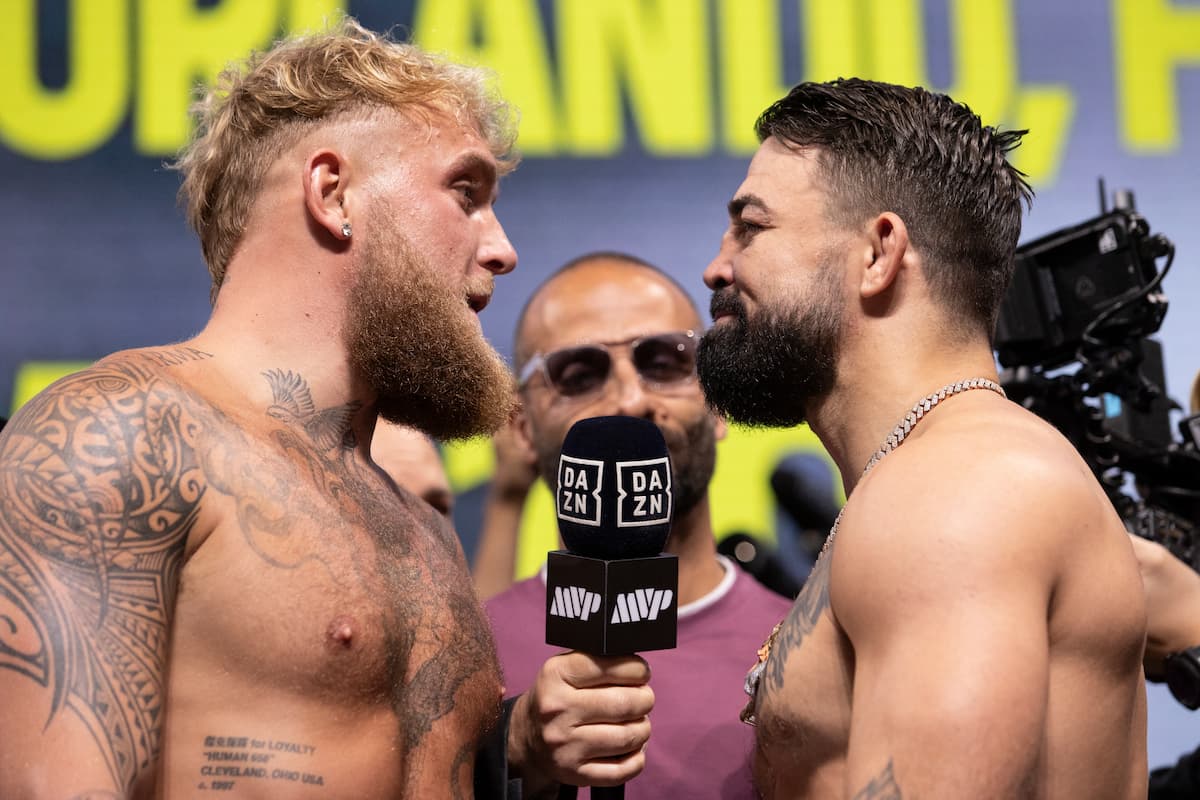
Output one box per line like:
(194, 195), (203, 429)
(698, 78), (1147, 798)
(0, 19), (649, 799)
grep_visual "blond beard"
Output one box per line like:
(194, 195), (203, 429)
(343, 222), (515, 440)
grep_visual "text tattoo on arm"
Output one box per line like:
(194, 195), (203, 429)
(0, 350), (209, 789)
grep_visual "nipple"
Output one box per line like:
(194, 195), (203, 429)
(326, 615), (356, 649)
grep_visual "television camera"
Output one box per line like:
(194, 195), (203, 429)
(995, 184), (1200, 571)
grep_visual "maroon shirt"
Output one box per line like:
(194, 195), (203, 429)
(486, 557), (794, 799)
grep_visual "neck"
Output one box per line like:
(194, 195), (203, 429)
(188, 249), (380, 456)
(663, 495), (726, 606)
(807, 324), (998, 495)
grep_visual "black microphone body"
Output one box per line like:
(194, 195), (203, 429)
(546, 417), (680, 799)
(545, 550), (677, 655)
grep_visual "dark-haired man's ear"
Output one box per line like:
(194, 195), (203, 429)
(860, 212), (910, 299)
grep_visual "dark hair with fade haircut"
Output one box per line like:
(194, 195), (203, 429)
(755, 78), (1033, 336)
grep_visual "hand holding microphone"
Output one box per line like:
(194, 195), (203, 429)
(506, 416), (674, 798)
(545, 416), (679, 799)
(507, 651), (653, 797)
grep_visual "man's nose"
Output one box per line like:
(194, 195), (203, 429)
(703, 235), (734, 289)
(479, 211), (517, 275)
(609, 357), (653, 419)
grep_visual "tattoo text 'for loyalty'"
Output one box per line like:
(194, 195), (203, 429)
(198, 736), (323, 792)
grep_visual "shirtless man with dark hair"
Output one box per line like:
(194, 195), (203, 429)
(699, 78), (1147, 798)
(0, 19), (650, 799)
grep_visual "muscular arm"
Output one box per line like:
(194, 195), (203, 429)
(0, 362), (201, 796)
(832, 451), (1066, 798)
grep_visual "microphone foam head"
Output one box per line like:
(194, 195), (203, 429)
(555, 416), (673, 559)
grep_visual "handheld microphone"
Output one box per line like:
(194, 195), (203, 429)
(546, 416), (679, 800)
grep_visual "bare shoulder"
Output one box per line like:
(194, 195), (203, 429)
(1, 344), (217, 470)
(0, 345), (217, 792)
(0, 341), (218, 601)
(1, 345), (221, 506)
(9, 345), (215, 422)
(831, 403), (1120, 614)
(855, 403), (1108, 545)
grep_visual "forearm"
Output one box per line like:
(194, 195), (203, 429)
(504, 693), (560, 800)
(1131, 534), (1200, 674)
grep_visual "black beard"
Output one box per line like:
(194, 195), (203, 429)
(697, 287), (840, 427)
(343, 226), (515, 441)
(670, 411), (717, 519)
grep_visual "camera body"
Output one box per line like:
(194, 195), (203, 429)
(996, 193), (1170, 371)
(995, 188), (1199, 571)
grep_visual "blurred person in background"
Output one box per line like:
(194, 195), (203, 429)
(372, 420), (455, 520)
(1132, 367), (1200, 799)
(472, 417), (540, 599)
(486, 252), (793, 799)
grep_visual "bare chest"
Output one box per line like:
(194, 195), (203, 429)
(175, 425), (499, 721)
(749, 554), (853, 793)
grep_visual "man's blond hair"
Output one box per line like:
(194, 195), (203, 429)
(173, 17), (518, 302)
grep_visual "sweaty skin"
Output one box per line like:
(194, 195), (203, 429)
(0, 348), (501, 799)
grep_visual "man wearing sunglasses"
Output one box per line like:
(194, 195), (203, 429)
(486, 252), (793, 799)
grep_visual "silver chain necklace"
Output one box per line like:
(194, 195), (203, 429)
(820, 376), (1005, 553)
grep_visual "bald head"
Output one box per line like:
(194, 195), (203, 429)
(513, 252), (720, 525)
(514, 253), (703, 372)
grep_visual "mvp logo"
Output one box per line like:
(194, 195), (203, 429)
(616, 457), (672, 527)
(549, 585), (602, 620)
(611, 588), (674, 624)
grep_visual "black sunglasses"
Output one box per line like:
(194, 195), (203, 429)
(518, 330), (698, 398)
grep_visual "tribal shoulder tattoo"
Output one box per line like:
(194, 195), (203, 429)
(0, 349), (210, 788)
